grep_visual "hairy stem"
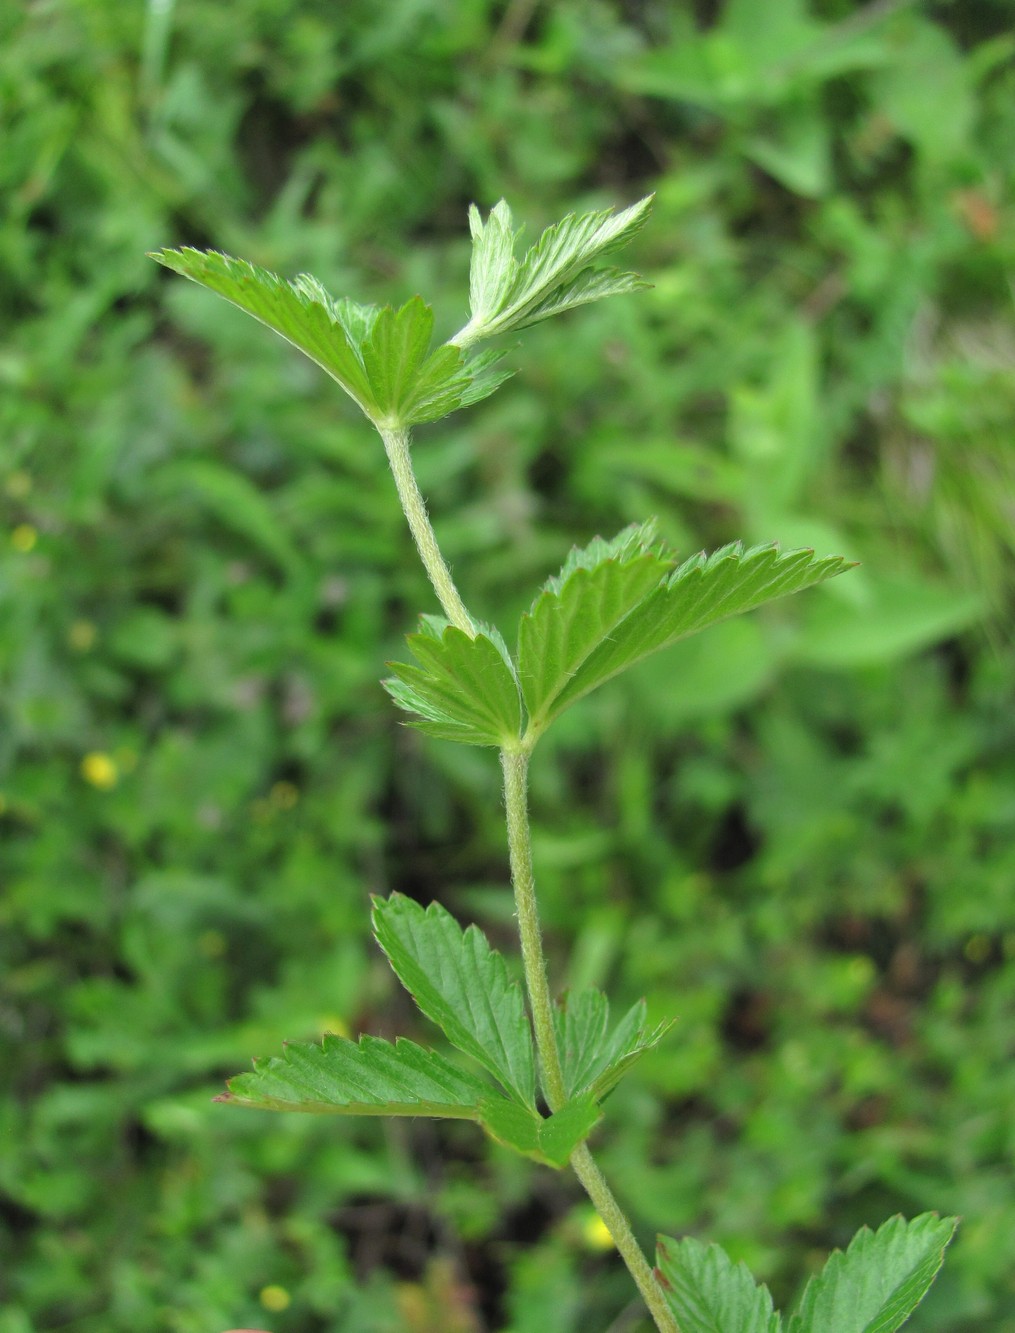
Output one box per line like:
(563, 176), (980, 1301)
(500, 748), (679, 1333)
(380, 426), (675, 1331)
(380, 426), (475, 635)
(500, 748), (567, 1108)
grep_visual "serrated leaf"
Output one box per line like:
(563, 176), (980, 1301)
(479, 1094), (601, 1168)
(218, 1033), (490, 1117)
(361, 297), (438, 420)
(455, 196), (653, 346)
(520, 266), (648, 325)
(468, 200), (519, 325)
(655, 1236), (782, 1333)
(150, 248), (379, 415)
(151, 251), (509, 428)
(518, 522), (673, 730)
(384, 621), (523, 747)
(372, 894), (536, 1109)
(786, 1214), (958, 1333)
(544, 542), (853, 726)
(554, 991), (674, 1102)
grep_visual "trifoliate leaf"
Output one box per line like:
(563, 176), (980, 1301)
(518, 522), (673, 732)
(372, 894), (537, 1109)
(455, 196), (653, 347)
(384, 619), (523, 747)
(554, 991), (674, 1103)
(542, 541), (854, 727)
(480, 1094), (601, 1168)
(655, 1236), (783, 1333)
(786, 1213), (958, 1333)
(218, 1033), (490, 1118)
(150, 250), (509, 427)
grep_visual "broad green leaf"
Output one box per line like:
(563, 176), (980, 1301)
(384, 619), (523, 747)
(150, 248), (378, 415)
(554, 991), (674, 1102)
(218, 1033), (490, 1118)
(518, 522), (672, 730)
(546, 542), (853, 724)
(479, 1094), (601, 1168)
(455, 196), (653, 347)
(655, 1236), (782, 1333)
(786, 1214), (958, 1333)
(372, 894), (536, 1109)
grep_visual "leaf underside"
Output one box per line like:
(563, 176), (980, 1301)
(372, 893), (537, 1109)
(464, 195), (654, 342)
(384, 619), (522, 747)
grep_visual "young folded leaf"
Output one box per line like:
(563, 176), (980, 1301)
(655, 1236), (782, 1333)
(554, 990), (674, 1102)
(453, 195), (653, 348)
(785, 1213), (958, 1333)
(372, 894), (537, 1110)
(523, 539), (854, 733)
(384, 618), (523, 747)
(218, 1033), (490, 1118)
(149, 250), (508, 427)
(479, 1094), (601, 1168)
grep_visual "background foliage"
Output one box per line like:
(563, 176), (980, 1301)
(2, 2), (1014, 1330)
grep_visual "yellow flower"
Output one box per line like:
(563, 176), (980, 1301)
(68, 620), (98, 652)
(259, 1284), (291, 1312)
(81, 752), (118, 789)
(11, 524), (37, 552)
(581, 1212), (616, 1251)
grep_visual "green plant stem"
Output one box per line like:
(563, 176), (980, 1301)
(500, 748), (567, 1107)
(382, 432), (676, 1332)
(379, 426), (475, 636)
(500, 747), (679, 1333)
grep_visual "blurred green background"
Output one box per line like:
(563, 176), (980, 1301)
(2, 2), (1014, 1330)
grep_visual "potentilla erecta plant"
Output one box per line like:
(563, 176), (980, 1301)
(152, 197), (956, 1333)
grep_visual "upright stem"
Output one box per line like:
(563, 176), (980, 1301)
(500, 748), (679, 1333)
(380, 426), (475, 636)
(500, 748), (567, 1109)
(379, 424), (676, 1332)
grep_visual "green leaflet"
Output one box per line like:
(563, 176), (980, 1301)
(372, 894), (536, 1109)
(554, 990), (674, 1102)
(655, 1236), (783, 1333)
(785, 1214), (959, 1333)
(220, 1034), (600, 1167)
(524, 538), (853, 731)
(518, 522), (673, 730)
(456, 196), (653, 347)
(149, 250), (506, 427)
(219, 1033), (490, 1118)
(384, 618), (523, 747)
(479, 1095), (601, 1169)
